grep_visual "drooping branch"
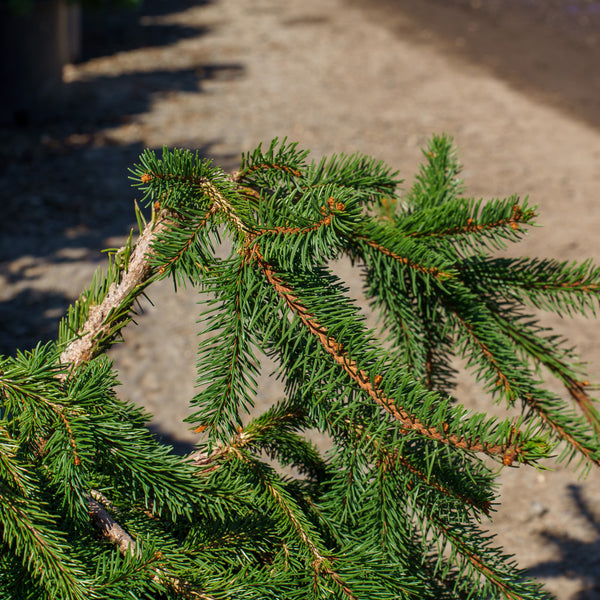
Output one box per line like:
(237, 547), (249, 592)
(475, 303), (600, 463)
(53, 202), (223, 597)
(251, 247), (527, 465)
(87, 487), (214, 599)
(258, 196), (344, 236)
(522, 394), (600, 467)
(431, 517), (532, 600)
(156, 204), (219, 276)
(496, 311), (600, 433)
(485, 303), (598, 414)
(410, 202), (536, 240)
(341, 417), (492, 515)
(240, 452), (359, 600)
(449, 307), (514, 398)
(378, 442), (492, 516)
(233, 162), (303, 181)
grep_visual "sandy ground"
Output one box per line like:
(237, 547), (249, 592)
(1, 0), (600, 597)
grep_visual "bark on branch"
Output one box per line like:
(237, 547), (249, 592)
(59, 214), (171, 371)
(86, 490), (136, 555)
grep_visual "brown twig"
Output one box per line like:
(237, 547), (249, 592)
(485, 306), (600, 463)
(251, 247), (522, 464)
(380, 445), (492, 516)
(358, 235), (451, 279)
(256, 196), (343, 236)
(410, 203), (535, 239)
(565, 378), (600, 433)
(523, 394), (600, 467)
(450, 309), (513, 397)
(156, 204), (219, 275)
(87, 491), (215, 599)
(240, 453), (358, 600)
(432, 518), (527, 600)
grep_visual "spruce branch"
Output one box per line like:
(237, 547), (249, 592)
(564, 379), (600, 432)
(487, 306), (600, 435)
(462, 256), (600, 317)
(86, 492), (217, 600)
(252, 248), (537, 466)
(378, 440), (492, 516)
(331, 413), (494, 517)
(5, 137), (600, 599)
(356, 234), (452, 279)
(430, 517), (552, 600)
(401, 197), (536, 253)
(235, 451), (362, 600)
(366, 454), (550, 600)
(0, 479), (92, 599)
(521, 393), (600, 468)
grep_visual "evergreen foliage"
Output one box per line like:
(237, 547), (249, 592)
(1, 135), (599, 599)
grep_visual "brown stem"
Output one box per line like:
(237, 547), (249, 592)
(61, 170), (250, 375)
(358, 235), (451, 279)
(485, 306), (600, 461)
(524, 394), (600, 467)
(383, 449), (491, 515)
(156, 205), (219, 275)
(87, 490), (215, 598)
(243, 454), (358, 600)
(411, 203), (535, 239)
(453, 311), (513, 396)
(339, 416), (491, 514)
(257, 196), (343, 236)
(252, 249), (520, 463)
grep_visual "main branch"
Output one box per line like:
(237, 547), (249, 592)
(59, 213), (171, 371)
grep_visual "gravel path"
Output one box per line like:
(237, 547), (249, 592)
(1, 0), (600, 597)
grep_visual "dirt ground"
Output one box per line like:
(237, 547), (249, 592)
(1, 0), (600, 597)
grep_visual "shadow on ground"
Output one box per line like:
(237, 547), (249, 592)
(80, 0), (211, 60)
(346, 0), (600, 131)
(0, 0), (242, 356)
(528, 485), (600, 599)
(147, 425), (196, 456)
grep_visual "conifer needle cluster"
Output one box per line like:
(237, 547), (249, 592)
(1, 136), (599, 599)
